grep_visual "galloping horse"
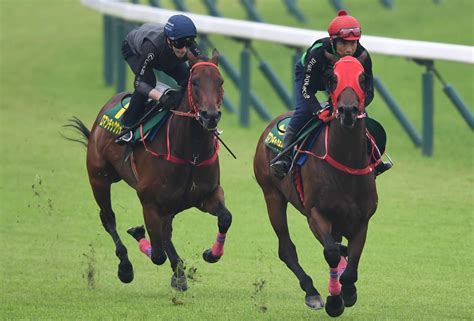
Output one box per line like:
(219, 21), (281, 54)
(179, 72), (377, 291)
(68, 49), (232, 291)
(254, 55), (378, 317)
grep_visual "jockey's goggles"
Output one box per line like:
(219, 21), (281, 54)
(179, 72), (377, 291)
(331, 27), (361, 39)
(171, 38), (194, 49)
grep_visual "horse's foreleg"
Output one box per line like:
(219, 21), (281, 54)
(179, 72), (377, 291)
(199, 186), (232, 263)
(90, 177), (133, 283)
(264, 190), (323, 310)
(308, 207), (345, 317)
(340, 222), (368, 308)
(161, 215), (188, 291)
(142, 203), (167, 266)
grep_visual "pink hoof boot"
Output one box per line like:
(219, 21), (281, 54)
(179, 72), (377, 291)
(139, 238), (152, 258)
(210, 232), (226, 257)
(328, 256), (347, 296)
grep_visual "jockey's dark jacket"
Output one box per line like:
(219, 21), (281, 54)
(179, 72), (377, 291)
(124, 22), (200, 96)
(299, 37), (374, 110)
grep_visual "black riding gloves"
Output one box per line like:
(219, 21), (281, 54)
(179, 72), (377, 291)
(159, 89), (182, 110)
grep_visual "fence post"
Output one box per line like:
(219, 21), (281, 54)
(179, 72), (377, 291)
(103, 15), (114, 86)
(283, 0), (306, 23)
(173, 0), (188, 11)
(203, 0), (222, 16)
(240, 0), (264, 22)
(381, 0), (394, 9)
(239, 41), (251, 126)
(329, 0), (345, 11)
(292, 48), (302, 109)
(443, 85), (474, 129)
(422, 63), (434, 156)
(116, 19), (126, 93)
(373, 77), (422, 147)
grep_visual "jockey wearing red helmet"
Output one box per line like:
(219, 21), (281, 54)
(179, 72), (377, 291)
(271, 10), (391, 178)
(328, 10), (362, 41)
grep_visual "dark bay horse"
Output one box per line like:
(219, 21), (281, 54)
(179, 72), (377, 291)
(68, 49), (232, 291)
(254, 55), (378, 317)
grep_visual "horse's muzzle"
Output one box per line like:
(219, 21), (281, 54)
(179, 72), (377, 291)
(338, 106), (359, 129)
(200, 110), (222, 131)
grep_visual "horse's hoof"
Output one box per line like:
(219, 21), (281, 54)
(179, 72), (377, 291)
(325, 295), (345, 317)
(171, 274), (188, 292)
(126, 225), (145, 241)
(151, 252), (167, 265)
(341, 284), (357, 307)
(117, 259), (134, 283)
(305, 294), (324, 310)
(202, 248), (221, 263)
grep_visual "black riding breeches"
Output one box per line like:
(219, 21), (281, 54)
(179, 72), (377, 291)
(121, 41), (157, 127)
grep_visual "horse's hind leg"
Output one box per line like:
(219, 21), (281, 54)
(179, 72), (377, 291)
(339, 222), (368, 308)
(264, 188), (323, 310)
(90, 176), (134, 283)
(199, 186), (232, 263)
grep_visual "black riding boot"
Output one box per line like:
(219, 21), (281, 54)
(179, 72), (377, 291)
(374, 161), (392, 176)
(270, 125), (297, 179)
(115, 101), (146, 145)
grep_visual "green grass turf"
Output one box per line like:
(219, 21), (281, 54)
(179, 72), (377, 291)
(1, 0), (472, 320)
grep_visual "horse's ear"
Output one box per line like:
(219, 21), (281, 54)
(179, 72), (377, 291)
(211, 48), (220, 66)
(187, 50), (198, 65)
(357, 50), (368, 65)
(358, 73), (366, 91)
(324, 50), (338, 64)
(326, 73), (338, 93)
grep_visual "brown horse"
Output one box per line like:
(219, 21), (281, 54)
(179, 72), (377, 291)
(254, 55), (378, 317)
(67, 49), (232, 291)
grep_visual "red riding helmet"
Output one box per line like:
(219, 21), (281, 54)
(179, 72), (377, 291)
(327, 10), (361, 41)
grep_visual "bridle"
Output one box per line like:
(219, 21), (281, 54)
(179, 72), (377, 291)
(329, 56), (367, 120)
(170, 61), (224, 124)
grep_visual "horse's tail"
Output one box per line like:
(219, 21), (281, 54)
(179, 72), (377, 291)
(62, 116), (90, 147)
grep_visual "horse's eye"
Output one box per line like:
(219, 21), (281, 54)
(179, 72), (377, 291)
(192, 79), (199, 87)
(217, 79), (224, 87)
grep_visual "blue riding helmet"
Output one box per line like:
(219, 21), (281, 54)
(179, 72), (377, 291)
(164, 15), (197, 41)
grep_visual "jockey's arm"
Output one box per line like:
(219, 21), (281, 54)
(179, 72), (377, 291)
(134, 40), (163, 101)
(362, 51), (374, 107)
(301, 50), (322, 111)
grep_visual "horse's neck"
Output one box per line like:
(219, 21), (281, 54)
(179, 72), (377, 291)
(327, 119), (368, 165)
(168, 114), (214, 159)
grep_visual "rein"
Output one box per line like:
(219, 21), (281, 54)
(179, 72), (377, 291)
(140, 61), (223, 166)
(297, 124), (381, 175)
(139, 116), (220, 167)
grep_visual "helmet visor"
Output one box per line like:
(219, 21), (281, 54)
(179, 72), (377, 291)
(331, 27), (361, 39)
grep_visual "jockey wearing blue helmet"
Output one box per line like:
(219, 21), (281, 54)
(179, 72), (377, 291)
(164, 14), (197, 41)
(116, 14), (200, 144)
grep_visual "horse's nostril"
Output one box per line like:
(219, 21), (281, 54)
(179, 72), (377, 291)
(201, 110), (208, 118)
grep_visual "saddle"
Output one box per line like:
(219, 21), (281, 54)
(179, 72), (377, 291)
(264, 115), (387, 167)
(98, 83), (172, 143)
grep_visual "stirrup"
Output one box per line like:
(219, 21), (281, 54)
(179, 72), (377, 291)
(270, 155), (292, 179)
(115, 130), (133, 145)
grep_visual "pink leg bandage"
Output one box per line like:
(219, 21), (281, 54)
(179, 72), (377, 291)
(210, 232), (226, 257)
(328, 256), (347, 296)
(138, 238), (152, 258)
